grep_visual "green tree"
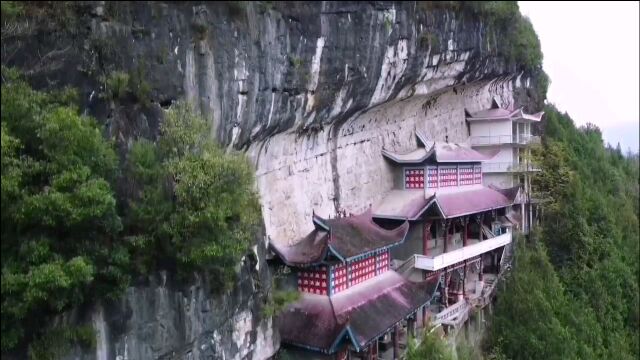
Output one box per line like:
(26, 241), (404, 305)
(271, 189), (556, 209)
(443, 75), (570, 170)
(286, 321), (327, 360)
(125, 102), (261, 289)
(489, 236), (602, 360)
(1, 72), (124, 354)
(1, 70), (262, 357)
(406, 326), (455, 360)
(489, 104), (639, 359)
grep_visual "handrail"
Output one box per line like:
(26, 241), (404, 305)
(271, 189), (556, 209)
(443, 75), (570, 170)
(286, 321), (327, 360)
(469, 135), (540, 146)
(414, 232), (512, 271)
(469, 135), (513, 145)
(482, 162), (541, 173)
(500, 245), (507, 266)
(394, 255), (417, 275)
(432, 300), (468, 325)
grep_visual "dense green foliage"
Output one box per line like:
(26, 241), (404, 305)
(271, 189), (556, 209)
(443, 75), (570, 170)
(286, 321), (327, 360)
(407, 326), (481, 360)
(488, 105), (640, 359)
(407, 327), (456, 360)
(28, 325), (96, 360)
(125, 102), (261, 288)
(1, 1), (24, 20)
(404, 328), (488, 360)
(1, 70), (122, 354)
(1, 70), (261, 357)
(101, 67), (152, 105)
(466, 1), (542, 71)
(418, 1), (543, 72)
(262, 289), (301, 317)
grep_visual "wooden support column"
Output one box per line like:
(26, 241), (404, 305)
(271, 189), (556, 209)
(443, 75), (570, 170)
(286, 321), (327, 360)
(422, 305), (427, 328)
(443, 270), (450, 307)
(478, 257), (484, 281)
(463, 262), (467, 295)
(463, 217), (468, 295)
(408, 316), (416, 338)
(392, 325), (400, 360)
(423, 221), (432, 256)
(373, 340), (378, 360)
(443, 220), (451, 253)
(463, 217), (468, 247)
(474, 215), (482, 242)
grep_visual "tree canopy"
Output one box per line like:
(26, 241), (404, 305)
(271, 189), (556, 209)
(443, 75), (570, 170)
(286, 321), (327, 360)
(488, 105), (639, 359)
(1, 69), (261, 357)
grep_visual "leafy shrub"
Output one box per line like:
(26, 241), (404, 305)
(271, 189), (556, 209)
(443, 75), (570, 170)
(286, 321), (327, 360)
(102, 66), (152, 105)
(489, 106), (639, 359)
(104, 71), (130, 101)
(502, 15), (543, 71)
(1, 74), (122, 353)
(126, 102), (261, 289)
(1, 71), (262, 356)
(406, 326), (455, 360)
(28, 325), (95, 360)
(263, 290), (300, 317)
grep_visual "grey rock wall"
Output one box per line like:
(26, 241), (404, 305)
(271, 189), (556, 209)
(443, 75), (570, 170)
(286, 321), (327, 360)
(5, 1), (541, 151)
(57, 243), (276, 360)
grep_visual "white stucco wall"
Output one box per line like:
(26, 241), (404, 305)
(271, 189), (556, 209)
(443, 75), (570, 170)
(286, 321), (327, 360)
(469, 120), (512, 138)
(482, 173), (515, 189)
(491, 147), (515, 163)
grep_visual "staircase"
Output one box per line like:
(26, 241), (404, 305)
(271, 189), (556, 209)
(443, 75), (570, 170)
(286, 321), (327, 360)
(481, 225), (495, 240)
(394, 256), (416, 276)
(499, 243), (514, 274)
(482, 277), (496, 293)
(476, 277), (498, 307)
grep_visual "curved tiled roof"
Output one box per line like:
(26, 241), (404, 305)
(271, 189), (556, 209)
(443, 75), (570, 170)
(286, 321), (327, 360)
(489, 184), (522, 203)
(435, 187), (513, 218)
(381, 148), (430, 163)
(270, 210), (410, 265)
(466, 107), (519, 120)
(270, 229), (330, 267)
(382, 141), (488, 164)
(319, 209), (410, 260)
(373, 186), (514, 220)
(466, 105), (544, 122)
(278, 271), (439, 353)
(432, 142), (489, 162)
(372, 190), (434, 220)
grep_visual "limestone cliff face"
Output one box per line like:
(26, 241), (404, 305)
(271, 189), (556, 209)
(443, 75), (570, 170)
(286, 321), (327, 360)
(3, 1), (544, 359)
(56, 243), (276, 360)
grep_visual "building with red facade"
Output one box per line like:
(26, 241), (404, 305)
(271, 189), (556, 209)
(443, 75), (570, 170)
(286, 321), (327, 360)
(270, 129), (525, 359)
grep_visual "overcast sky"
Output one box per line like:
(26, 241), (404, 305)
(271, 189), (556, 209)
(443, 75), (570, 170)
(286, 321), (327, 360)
(518, 1), (639, 153)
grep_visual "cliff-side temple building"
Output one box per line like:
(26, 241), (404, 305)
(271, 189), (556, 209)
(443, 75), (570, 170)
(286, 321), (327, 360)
(270, 211), (439, 359)
(466, 98), (544, 233)
(372, 134), (517, 331)
(269, 104), (541, 360)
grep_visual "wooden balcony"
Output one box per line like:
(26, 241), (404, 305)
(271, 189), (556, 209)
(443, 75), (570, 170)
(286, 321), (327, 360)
(482, 161), (541, 173)
(413, 232), (512, 271)
(469, 135), (541, 146)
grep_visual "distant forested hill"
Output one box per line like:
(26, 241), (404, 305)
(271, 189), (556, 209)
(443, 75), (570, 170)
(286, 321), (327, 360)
(488, 104), (639, 359)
